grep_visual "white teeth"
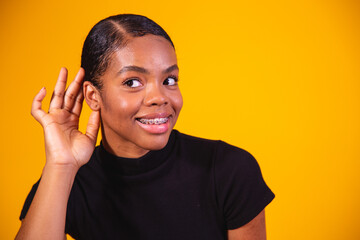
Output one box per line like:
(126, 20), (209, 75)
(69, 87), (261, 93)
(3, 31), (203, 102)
(138, 117), (168, 125)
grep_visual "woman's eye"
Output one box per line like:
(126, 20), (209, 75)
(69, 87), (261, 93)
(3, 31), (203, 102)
(163, 77), (178, 86)
(124, 79), (142, 88)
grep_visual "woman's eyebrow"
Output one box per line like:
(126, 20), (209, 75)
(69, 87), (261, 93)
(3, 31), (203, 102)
(163, 64), (179, 74)
(117, 64), (179, 75)
(118, 66), (149, 75)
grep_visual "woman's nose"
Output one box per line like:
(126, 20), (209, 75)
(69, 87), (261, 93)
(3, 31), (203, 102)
(143, 82), (168, 106)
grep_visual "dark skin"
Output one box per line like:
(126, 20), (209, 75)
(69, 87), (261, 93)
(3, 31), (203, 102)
(84, 35), (183, 158)
(16, 35), (267, 239)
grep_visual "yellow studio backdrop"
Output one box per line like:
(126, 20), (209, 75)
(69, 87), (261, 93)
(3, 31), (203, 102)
(0, 0), (359, 239)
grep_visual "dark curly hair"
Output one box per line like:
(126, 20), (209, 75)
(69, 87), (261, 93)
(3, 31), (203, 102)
(81, 14), (174, 89)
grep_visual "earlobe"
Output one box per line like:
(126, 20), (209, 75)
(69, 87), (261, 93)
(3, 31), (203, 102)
(83, 82), (101, 111)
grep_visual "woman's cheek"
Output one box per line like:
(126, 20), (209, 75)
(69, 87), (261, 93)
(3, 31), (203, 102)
(173, 91), (183, 112)
(116, 94), (143, 115)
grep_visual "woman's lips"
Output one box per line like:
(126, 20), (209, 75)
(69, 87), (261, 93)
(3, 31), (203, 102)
(135, 113), (171, 134)
(137, 117), (169, 125)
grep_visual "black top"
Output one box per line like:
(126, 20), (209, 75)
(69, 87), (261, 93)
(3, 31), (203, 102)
(20, 130), (275, 240)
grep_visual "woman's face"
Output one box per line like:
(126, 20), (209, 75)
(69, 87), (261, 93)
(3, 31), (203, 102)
(97, 35), (183, 158)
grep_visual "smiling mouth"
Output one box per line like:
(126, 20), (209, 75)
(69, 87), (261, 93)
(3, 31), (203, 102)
(136, 117), (169, 125)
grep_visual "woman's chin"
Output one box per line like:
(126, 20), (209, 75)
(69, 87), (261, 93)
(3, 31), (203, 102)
(140, 133), (171, 151)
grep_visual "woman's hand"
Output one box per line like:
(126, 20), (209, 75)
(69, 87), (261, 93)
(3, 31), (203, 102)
(31, 67), (100, 170)
(16, 68), (100, 240)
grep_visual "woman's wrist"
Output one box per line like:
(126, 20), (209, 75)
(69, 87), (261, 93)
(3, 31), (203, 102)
(42, 162), (79, 186)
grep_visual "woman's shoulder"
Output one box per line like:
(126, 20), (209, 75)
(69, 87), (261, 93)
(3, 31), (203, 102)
(175, 130), (253, 158)
(174, 130), (258, 172)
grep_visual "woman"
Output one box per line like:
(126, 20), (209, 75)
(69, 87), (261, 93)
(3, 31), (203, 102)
(16, 14), (274, 240)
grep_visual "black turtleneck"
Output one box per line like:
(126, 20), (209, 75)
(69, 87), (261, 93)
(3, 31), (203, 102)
(98, 129), (176, 176)
(20, 130), (274, 240)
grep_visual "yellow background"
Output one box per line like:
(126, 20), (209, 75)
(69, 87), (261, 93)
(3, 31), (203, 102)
(1, 0), (359, 239)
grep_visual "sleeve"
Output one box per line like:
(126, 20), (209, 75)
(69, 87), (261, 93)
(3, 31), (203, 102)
(214, 141), (275, 230)
(19, 179), (40, 220)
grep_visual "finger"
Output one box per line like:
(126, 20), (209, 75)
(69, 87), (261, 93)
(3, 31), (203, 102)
(31, 87), (47, 124)
(71, 89), (84, 117)
(49, 68), (68, 111)
(63, 68), (85, 112)
(85, 110), (100, 143)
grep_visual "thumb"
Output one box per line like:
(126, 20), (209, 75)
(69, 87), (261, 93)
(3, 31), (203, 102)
(31, 87), (47, 125)
(85, 110), (100, 143)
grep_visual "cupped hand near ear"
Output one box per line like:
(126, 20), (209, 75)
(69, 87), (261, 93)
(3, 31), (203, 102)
(31, 67), (100, 170)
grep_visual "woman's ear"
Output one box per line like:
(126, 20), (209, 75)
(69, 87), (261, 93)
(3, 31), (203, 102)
(83, 81), (101, 111)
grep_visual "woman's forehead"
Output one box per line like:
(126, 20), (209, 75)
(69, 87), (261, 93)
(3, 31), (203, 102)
(109, 35), (178, 72)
